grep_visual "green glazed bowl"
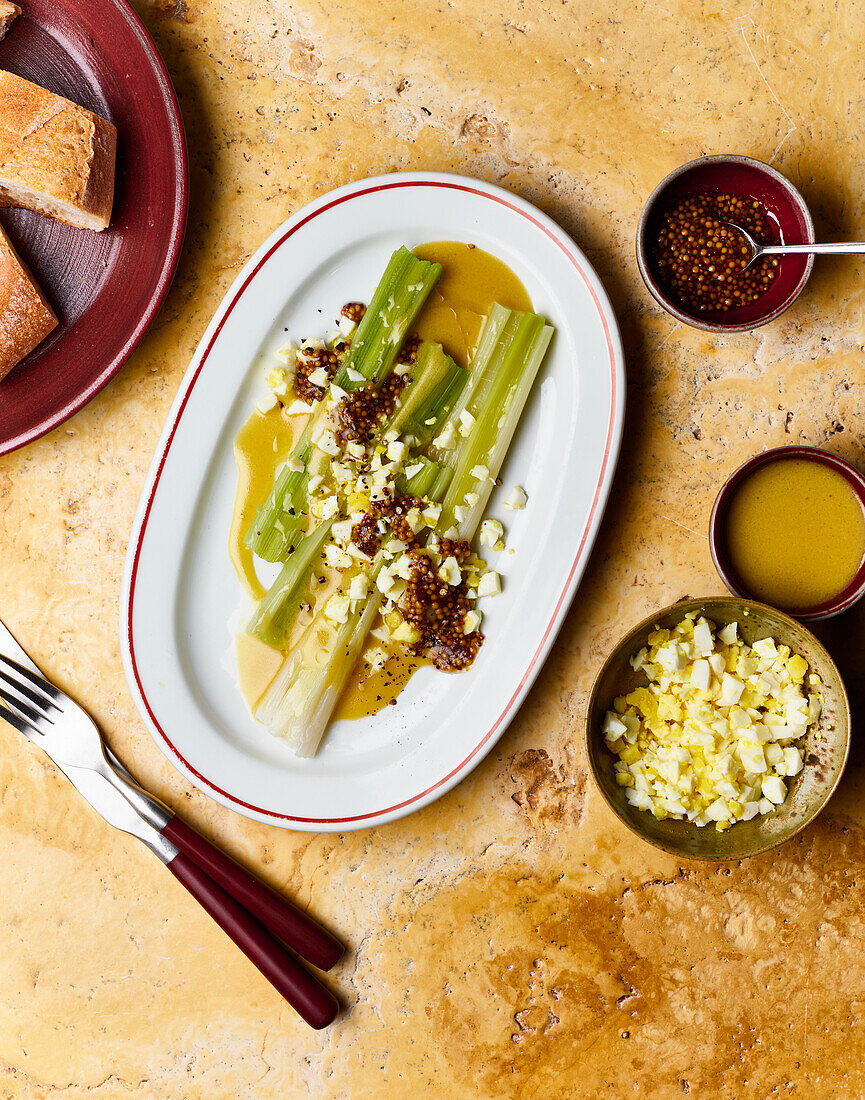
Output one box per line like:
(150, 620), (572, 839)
(585, 598), (850, 861)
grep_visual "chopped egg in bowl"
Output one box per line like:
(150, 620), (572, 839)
(585, 599), (849, 861)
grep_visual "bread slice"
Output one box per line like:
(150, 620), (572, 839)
(0, 71), (117, 231)
(0, 221), (57, 380)
(0, 3), (21, 41)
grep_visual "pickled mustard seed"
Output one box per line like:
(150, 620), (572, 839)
(351, 513), (380, 558)
(295, 345), (343, 403)
(341, 301), (367, 323)
(351, 495), (426, 558)
(652, 191), (779, 312)
(402, 547), (483, 672)
(374, 495), (426, 546)
(396, 333), (421, 365)
(333, 373), (407, 443)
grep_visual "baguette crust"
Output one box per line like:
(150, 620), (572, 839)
(0, 70), (117, 231)
(0, 221), (57, 380)
(0, 3), (20, 41)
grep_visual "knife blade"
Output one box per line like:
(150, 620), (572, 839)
(0, 617), (39, 674)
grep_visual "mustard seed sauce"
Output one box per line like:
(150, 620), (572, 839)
(653, 192), (779, 312)
(403, 541), (484, 671)
(340, 301), (366, 323)
(332, 371), (407, 442)
(396, 332), (421, 365)
(350, 495), (426, 558)
(294, 343), (345, 404)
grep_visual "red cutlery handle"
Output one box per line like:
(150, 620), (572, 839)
(166, 852), (339, 1029)
(161, 816), (343, 971)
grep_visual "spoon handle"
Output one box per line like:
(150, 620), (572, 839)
(761, 242), (865, 256)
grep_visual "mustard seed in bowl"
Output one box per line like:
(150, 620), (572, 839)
(652, 191), (779, 312)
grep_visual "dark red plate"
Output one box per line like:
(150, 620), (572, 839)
(0, 0), (187, 455)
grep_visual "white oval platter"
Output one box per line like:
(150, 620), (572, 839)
(121, 172), (625, 831)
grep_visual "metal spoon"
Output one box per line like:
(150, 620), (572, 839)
(727, 221), (865, 269)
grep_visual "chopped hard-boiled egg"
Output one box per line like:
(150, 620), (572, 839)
(458, 410), (476, 437)
(464, 609), (483, 634)
(477, 571), (501, 598)
(256, 392), (278, 414)
(434, 422), (457, 450)
(605, 613), (821, 831)
(349, 574), (369, 602)
(276, 339), (299, 363)
(266, 367), (289, 396)
(363, 646), (388, 672)
(503, 485), (528, 510)
(479, 519), (504, 548)
(307, 366), (329, 387)
(324, 594), (350, 623)
(438, 556), (462, 586)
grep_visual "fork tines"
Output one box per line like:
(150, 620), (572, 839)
(0, 653), (60, 733)
(0, 652), (61, 702)
(0, 701), (31, 736)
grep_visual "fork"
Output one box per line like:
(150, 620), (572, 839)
(0, 652), (342, 1029)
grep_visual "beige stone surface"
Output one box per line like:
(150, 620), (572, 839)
(2, 0), (865, 1095)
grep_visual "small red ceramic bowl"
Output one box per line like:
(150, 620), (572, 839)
(710, 446), (865, 620)
(636, 154), (815, 332)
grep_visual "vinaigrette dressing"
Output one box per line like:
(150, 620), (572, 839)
(230, 405), (295, 600)
(230, 241), (531, 721)
(725, 457), (865, 609)
(413, 241), (532, 365)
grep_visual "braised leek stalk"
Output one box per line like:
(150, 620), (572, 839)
(255, 451), (460, 752)
(246, 251), (441, 561)
(247, 520), (334, 648)
(386, 341), (467, 446)
(256, 567), (385, 756)
(398, 455), (452, 499)
(431, 305), (553, 538)
(334, 247), (442, 390)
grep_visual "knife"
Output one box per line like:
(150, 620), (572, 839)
(0, 617), (341, 1027)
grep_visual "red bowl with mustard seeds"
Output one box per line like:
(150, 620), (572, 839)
(710, 447), (865, 621)
(636, 155), (815, 332)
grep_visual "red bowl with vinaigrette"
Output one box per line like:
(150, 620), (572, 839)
(710, 447), (865, 620)
(637, 155), (815, 332)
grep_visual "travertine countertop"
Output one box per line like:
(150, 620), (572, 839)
(2, 0), (865, 1095)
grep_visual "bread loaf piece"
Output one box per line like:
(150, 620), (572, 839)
(0, 221), (57, 380)
(0, 71), (117, 231)
(0, 2), (20, 41)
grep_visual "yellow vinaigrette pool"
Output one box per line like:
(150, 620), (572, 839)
(724, 457), (865, 610)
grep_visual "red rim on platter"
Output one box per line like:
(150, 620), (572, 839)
(0, 0), (187, 455)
